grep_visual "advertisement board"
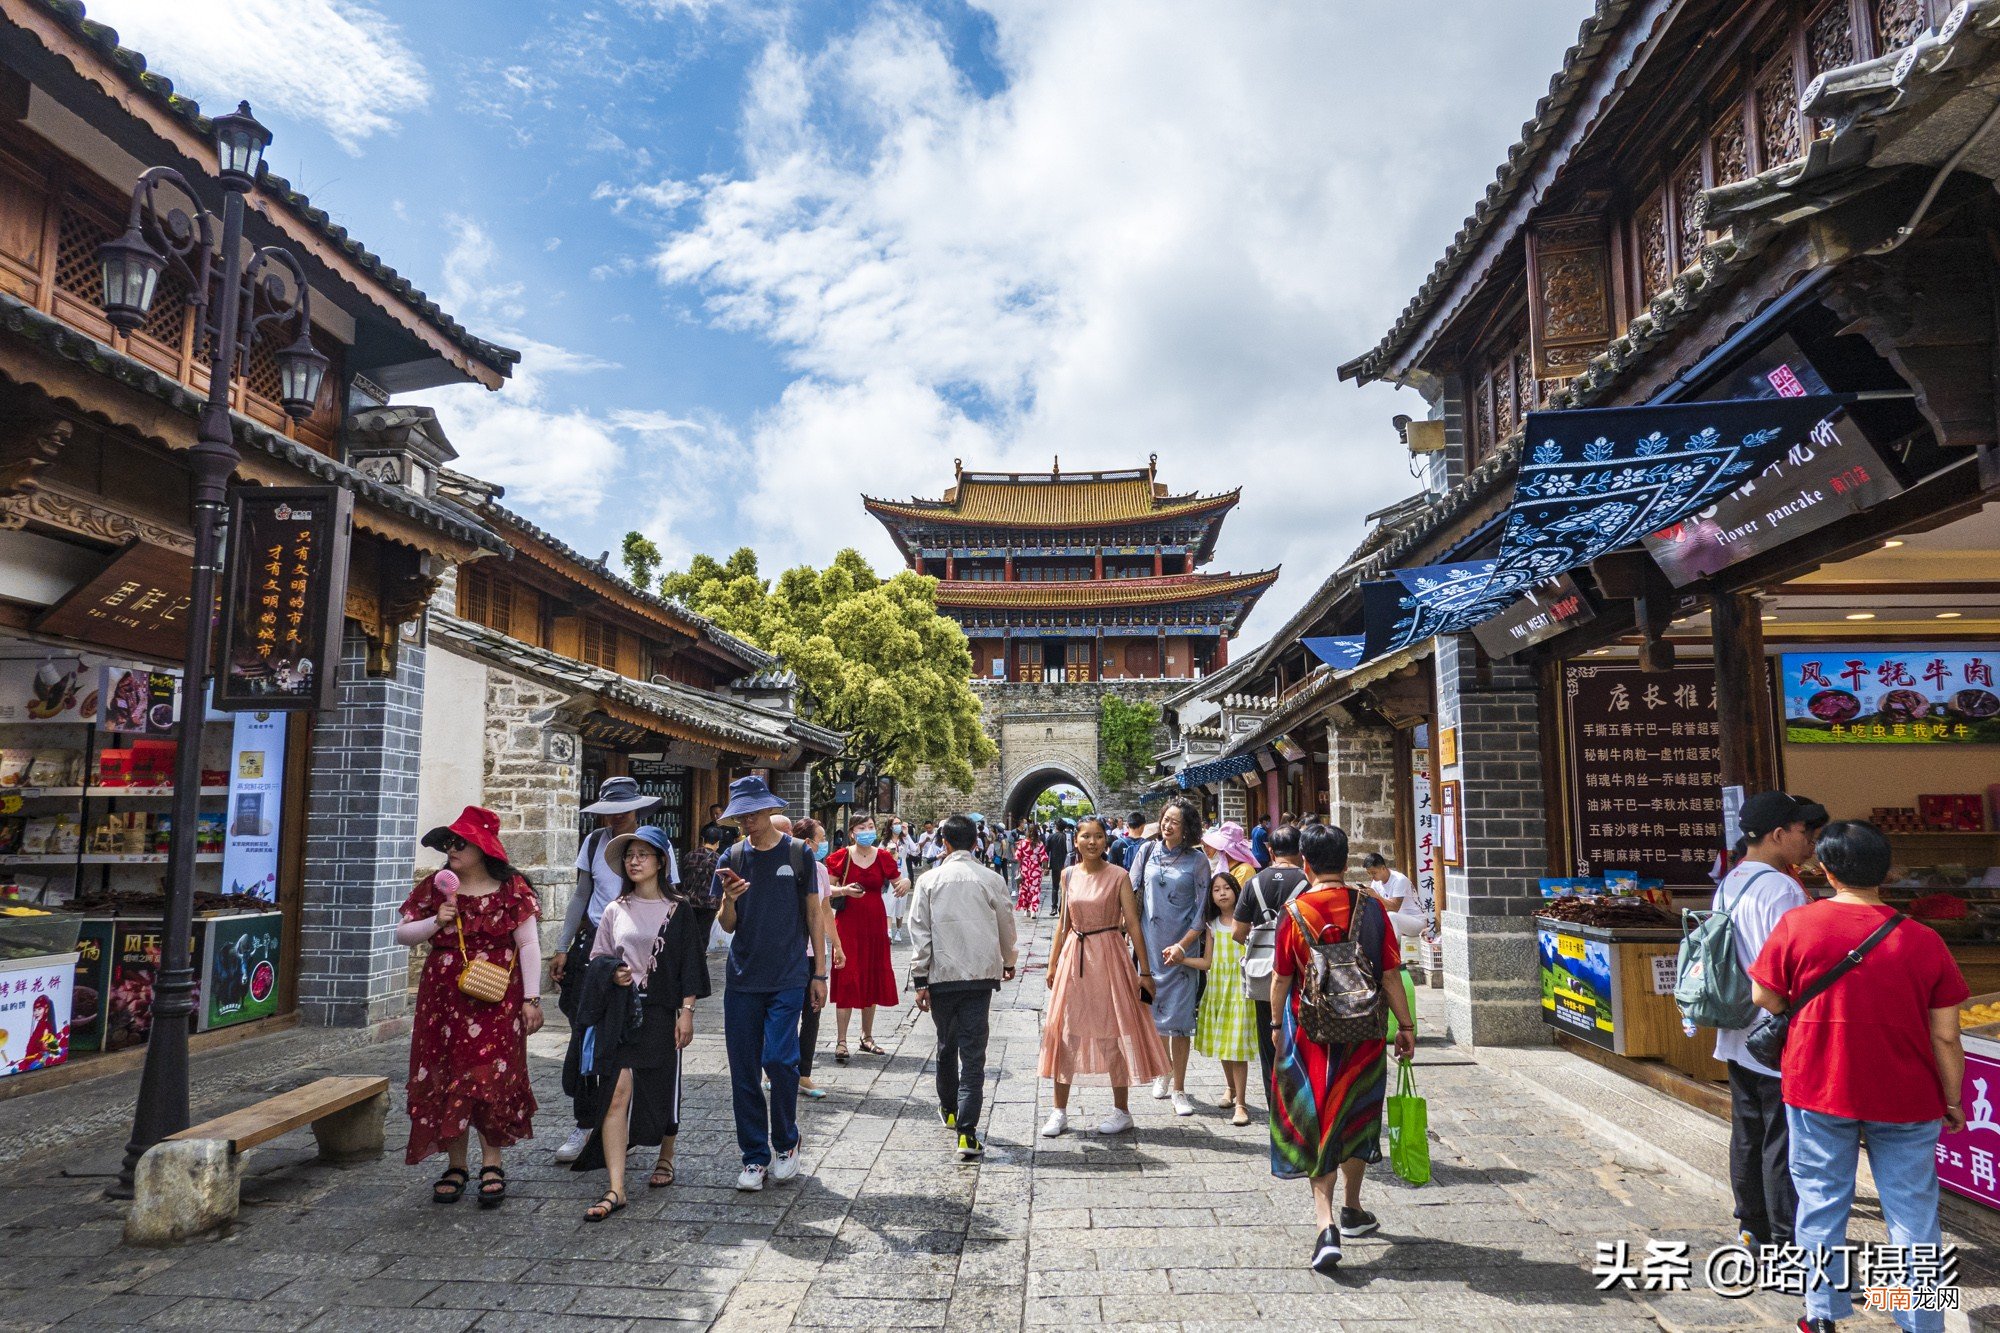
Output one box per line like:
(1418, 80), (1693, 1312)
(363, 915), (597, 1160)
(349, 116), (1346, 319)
(1780, 649), (2000, 744)
(220, 712), (286, 900)
(1939, 1045), (2000, 1211)
(1538, 926), (1614, 1049)
(1562, 661), (1729, 881)
(0, 952), (74, 1077)
(203, 912), (283, 1031)
(213, 487), (352, 711)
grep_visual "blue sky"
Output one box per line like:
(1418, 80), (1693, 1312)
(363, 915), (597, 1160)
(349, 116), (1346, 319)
(84, 0), (1587, 645)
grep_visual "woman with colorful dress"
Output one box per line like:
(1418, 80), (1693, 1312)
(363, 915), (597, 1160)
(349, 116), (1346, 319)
(827, 813), (903, 1061)
(1015, 822), (1048, 914)
(1269, 823), (1417, 1277)
(397, 806), (544, 1207)
(1189, 871), (1257, 1126)
(574, 824), (709, 1221)
(1130, 797), (1210, 1117)
(1038, 815), (1170, 1136)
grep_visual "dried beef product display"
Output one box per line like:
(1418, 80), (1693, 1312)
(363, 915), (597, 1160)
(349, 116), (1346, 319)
(1536, 894), (1677, 929)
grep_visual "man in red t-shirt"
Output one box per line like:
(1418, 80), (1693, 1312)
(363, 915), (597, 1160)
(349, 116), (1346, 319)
(1749, 820), (1967, 1333)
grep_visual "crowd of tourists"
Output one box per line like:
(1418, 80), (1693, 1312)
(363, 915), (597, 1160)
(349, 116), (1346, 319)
(387, 768), (1974, 1312)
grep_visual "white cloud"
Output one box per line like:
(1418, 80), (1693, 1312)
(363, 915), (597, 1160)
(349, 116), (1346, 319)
(81, 0), (429, 151)
(637, 0), (1584, 640)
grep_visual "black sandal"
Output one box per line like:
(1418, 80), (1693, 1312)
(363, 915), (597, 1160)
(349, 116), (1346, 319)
(858, 1037), (885, 1056)
(476, 1164), (507, 1207)
(648, 1161), (675, 1189)
(431, 1166), (468, 1204)
(584, 1189), (625, 1221)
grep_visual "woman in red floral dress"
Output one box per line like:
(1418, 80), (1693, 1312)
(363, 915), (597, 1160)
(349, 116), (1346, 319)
(397, 806), (544, 1206)
(1016, 823), (1048, 914)
(826, 813), (903, 1061)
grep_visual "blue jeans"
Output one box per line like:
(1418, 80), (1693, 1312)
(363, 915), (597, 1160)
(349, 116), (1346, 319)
(724, 986), (805, 1167)
(1786, 1107), (1944, 1332)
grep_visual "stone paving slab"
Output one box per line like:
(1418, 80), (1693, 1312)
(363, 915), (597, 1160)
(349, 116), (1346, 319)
(0, 912), (1991, 1330)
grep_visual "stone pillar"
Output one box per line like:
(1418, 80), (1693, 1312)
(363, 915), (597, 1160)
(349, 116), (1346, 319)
(1325, 709), (1397, 858)
(299, 622), (425, 1028)
(1434, 635), (1551, 1048)
(1218, 781), (1247, 826)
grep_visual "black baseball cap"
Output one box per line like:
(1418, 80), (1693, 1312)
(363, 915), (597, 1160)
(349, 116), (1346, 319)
(1740, 791), (1829, 839)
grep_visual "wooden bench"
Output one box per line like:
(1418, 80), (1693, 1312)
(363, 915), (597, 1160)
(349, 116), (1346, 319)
(126, 1075), (389, 1245)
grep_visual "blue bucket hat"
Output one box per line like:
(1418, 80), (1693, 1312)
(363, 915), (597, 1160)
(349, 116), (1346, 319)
(603, 824), (675, 877)
(721, 774), (787, 823)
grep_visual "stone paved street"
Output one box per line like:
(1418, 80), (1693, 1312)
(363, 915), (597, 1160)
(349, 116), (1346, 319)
(0, 915), (1990, 1331)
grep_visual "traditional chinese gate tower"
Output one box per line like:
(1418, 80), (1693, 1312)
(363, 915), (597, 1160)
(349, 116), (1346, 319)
(867, 458), (1276, 821)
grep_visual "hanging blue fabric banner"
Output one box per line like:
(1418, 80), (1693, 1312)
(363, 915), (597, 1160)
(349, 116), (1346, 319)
(1483, 394), (1853, 608)
(1361, 562), (1510, 660)
(1301, 636), (1365, 671)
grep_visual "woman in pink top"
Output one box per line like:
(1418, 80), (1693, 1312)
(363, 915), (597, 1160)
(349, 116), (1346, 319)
(575, 824), (709, 1221)
(1038, 815), (1169, 1137)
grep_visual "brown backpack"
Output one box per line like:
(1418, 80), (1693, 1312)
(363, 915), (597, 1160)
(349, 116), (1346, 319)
(1288, 892), (1386, 1046)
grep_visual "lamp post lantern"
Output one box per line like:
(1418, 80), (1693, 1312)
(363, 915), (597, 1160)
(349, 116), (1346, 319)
(101, 101), (328, 1194)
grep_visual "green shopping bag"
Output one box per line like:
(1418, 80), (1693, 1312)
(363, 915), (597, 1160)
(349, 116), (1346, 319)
(1385, 968), (1418, 1041)
(1387, 1058), (1430, 1186)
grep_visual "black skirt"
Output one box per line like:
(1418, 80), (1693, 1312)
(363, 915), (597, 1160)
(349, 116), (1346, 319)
(572, 904), (710, 1171)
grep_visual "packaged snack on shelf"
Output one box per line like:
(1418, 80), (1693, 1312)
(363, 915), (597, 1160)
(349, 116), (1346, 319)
(48, 815), (78, 856)
(130, 739), (175, 787)
(195, 813), (223, 854)
(25, 749), (76, 788)
(0, 819), (21, 855)
(0, 750), (30, 787)
(19, 817), (53, 854)
(96, 749), (133, 787)
(151, 815), (170, 856)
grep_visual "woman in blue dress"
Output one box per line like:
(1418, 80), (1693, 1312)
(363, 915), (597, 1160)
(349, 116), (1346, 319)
(1130, 796), (1210, 1117)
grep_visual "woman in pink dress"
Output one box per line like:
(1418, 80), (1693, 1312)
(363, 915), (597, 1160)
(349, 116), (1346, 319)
(1038, 815), (1170, 1136)
(827, 813), (904, 1060)
(1016, 823), (1048, 914)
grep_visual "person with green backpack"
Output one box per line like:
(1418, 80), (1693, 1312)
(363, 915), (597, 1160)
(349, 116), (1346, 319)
(1677, 790), (1823, 1250)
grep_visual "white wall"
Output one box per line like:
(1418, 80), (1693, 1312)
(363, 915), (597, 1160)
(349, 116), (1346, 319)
(418, 645), (487, 842)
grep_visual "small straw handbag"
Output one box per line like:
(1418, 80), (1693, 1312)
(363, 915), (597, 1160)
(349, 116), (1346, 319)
(454, 913), (514, 1004)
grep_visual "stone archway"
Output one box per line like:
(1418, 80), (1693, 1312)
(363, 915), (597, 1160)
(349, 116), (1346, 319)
(1001, 763), (1104, 827)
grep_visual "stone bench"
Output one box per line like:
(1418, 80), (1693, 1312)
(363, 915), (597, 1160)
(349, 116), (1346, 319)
(125, 1075), (389, 1245)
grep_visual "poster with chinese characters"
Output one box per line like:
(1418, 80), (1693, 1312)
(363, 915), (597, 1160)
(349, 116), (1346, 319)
(1563, 661), (1728, 883)
(220, 712), (285, 902)
(1780, 650), (2000, 744)
(0, 952), (74, 1078)
(214, 487), (351, 712)
(1937, 1044), (2000, 1209)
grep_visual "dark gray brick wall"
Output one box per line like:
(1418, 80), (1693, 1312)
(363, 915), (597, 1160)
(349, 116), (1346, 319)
(1436, 635), (1546, 916)
(299, 622), (425, 1028)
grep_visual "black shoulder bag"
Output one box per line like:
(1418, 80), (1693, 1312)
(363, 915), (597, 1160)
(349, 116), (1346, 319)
(1743, 911), (1904, 1069)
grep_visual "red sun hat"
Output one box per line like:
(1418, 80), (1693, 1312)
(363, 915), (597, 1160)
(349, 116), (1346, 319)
(420, 805), (509, 865)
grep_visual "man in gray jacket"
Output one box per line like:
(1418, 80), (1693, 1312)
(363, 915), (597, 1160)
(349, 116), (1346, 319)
(909, 813), (1018, 1159)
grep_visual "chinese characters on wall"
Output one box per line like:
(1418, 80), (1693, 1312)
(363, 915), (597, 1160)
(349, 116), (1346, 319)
(215, 488), (351, 712)
(1781, 650), (2000, 744)
(1564, 662), (1727, 882)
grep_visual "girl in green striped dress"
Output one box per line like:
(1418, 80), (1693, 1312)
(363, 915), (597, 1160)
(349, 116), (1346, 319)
(1190, 872), (1257, 1125)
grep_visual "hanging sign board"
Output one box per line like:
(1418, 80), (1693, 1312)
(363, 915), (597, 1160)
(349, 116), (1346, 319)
(214, 487), (352, 712)
(1472, 574), (1596, 658)
(220, 711), (286, 901)
(32, 541), (193, 661)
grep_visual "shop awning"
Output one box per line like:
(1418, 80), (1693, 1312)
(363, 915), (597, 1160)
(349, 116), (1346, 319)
(1301, 636), (1364, 670)
(1368, 395), (1850, 648)
(1176, 753), (1260, 790)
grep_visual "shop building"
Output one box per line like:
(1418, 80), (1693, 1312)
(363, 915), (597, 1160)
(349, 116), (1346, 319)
(1270, 0), (2000, 1215)
(419, 469), (842, 948)
(0, 1), (520, 1084)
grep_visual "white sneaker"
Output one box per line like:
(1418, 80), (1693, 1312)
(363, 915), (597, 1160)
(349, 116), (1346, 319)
(1171, 1091), (1196, 1117)
(554, 1127), (590, 1163)
(1150, 1076), (1171, 1100)
(1040, 1110), (1068, 1137)
(769, 1147), (801, 1182)
(1096, 1108), (1134, 1134)
(736, 1164), (766, 1192)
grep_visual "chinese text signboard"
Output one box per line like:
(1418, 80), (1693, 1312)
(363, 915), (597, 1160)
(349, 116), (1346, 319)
(1780, 649), (2000, 744)
(1472, 574), (1597, 659)
(33, 541), (193, 661)
(1538, 925), (1615, 1049)
(1563, 661), (1727, 883)
(215, 487), (351, 712)
(1938, 1045), (2000, 1209)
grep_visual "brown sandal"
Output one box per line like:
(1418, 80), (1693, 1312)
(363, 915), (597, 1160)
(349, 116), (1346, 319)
(585, 1189), (625, 1221)
(648, 1161), (675, 1189)
(858, 1037), (885, 1056)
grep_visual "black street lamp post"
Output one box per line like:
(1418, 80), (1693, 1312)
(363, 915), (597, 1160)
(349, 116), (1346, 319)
(101, 102), (329, 1194)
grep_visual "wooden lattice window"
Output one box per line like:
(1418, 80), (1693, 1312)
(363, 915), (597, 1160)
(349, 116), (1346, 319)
(1515, 350), (1542, 417)
(1874, 0), (1928, 54)
(459, 567), (514, 634)
(1471, 372), (1495, 467)
(1493, 349), (1518, 440)
(53, 203), (110, 305)
(1755, 52), (1804, 170)
(1636, 188), (1672, 303)
(581, 618), (620, 670)
(1672, 151), (1707, 271)
(137, 266), (191, 349)
(1711, 104), (1750, 187)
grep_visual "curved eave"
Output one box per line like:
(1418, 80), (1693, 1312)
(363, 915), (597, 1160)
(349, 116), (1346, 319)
(863, 490), (1242, 535)
(933, 568), (1279, 612)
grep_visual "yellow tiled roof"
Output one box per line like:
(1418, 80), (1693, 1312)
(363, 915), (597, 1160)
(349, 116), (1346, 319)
(932, 569), (1278, 610)
(865, 481), (1239, 530)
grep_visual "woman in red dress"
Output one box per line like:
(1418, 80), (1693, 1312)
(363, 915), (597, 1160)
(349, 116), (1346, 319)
(826, 813), (903, 1061)
(1016, 823), (1048, 914)
(396, 806), (544, 1206)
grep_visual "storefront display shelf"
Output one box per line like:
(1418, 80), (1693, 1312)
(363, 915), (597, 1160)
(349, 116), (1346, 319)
(1531, 917), (1682, 944)
(0, 853), (223, 865)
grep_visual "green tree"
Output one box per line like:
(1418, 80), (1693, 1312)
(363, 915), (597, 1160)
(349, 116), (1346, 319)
(1033, 786), (1095, 823)
(1098, 695), (1160, 790)
(620, 531), (662, 589)
(661, 547), (998, 791)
